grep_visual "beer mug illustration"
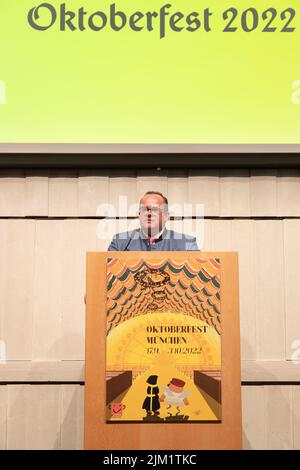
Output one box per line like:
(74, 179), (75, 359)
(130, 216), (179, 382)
(109, 402), (126, 417)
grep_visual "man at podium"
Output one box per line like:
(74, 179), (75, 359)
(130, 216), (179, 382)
(108, 191), (199, 251)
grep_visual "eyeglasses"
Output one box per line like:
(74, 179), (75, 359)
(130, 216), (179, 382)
(139, 206), (166, 214)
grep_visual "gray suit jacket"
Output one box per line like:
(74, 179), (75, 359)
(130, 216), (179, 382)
(108, 228), (199, 251)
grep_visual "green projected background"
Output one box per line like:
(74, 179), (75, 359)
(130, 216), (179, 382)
(0, 0), (300, 143)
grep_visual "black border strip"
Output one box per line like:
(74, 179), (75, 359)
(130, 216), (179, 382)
(1, 153), (300, 168)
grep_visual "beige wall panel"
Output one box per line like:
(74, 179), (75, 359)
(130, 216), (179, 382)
(211, 219), (232, 250)
(33, 220), (64, 360)
(25, 171), (49, 216)
(78, 219), (98, 291)
(265, 386), (293, 450)
(255, 221), (285, 360)
(170, 218), (204, 249)
(7, 385), (61, 450)
(60, 220), (85, 360)
(60, 220), (97, 360)
(242, 386), (266, 449)
(277, 170), (300, 216)
(137, 170), (168, 201)
(109, 170), (137, 217)
(48, 170), (78, 217)
(167, 170), (188, 217)
(0, 220), (35, 360)
(220, 170), (250, 217)
(242, 361), (300, 382)
(0, 170), (25, 216)
(202, 219), (212, 251)
(95, 218), (133, 251)
(0, 361), (84, 382)
(60, 385), (84, 450)
(33, 219), (96, 360)
(250, 170), (277, 216)
(232, 220), (256, 360)
(188, 170), (219, 217)
(292, 386), (300, 450)
(0, 386), (7, 450)
(6, 385), (27, 450)
(283, 220), (300, 360)
(0, 221), (6, 347)
(78, 170), (109, 217)
(243, 386), (296, 450)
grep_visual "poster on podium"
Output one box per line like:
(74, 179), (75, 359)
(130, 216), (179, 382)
(106, 256), (222, 423)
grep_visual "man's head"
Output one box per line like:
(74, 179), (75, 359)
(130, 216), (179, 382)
(168, 378), (185, 393)
(139, 191), (169, 237)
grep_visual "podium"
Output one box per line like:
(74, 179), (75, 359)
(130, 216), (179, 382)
(84, 252), (242, 450)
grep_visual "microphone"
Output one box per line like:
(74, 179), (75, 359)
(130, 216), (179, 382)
(123, 230), (138, 251)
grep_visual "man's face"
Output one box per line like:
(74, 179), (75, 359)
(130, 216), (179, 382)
(168, 383), (184, 393)
(139, 194), (169, 236)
